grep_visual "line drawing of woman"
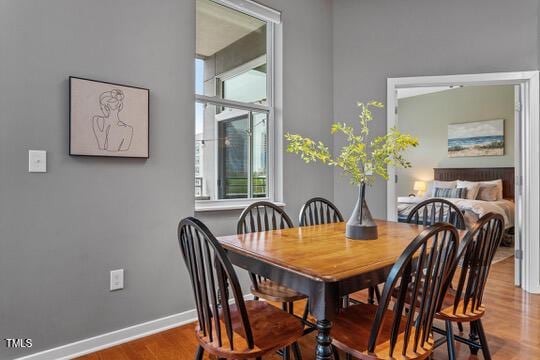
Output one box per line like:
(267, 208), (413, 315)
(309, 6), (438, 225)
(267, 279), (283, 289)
(92, 89), (134, 152)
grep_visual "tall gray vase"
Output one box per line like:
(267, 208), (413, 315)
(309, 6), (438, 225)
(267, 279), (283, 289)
(346, 182), (378, 240)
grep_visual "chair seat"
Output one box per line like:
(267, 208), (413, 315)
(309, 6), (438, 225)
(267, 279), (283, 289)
(251, 279), (307, 302)
(196, 300), (304, 359)
(332, 303), (433, 360)
(435, 290), (485, 322)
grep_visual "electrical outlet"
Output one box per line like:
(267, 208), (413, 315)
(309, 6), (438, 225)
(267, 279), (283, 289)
(110, 269), (124, 291)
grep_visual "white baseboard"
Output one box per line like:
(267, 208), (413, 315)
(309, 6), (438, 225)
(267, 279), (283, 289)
(15, 294), (253, 360)
(15, 310), (197, 360)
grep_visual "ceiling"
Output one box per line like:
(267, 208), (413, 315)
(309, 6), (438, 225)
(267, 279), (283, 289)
(196, 0), (265, 57)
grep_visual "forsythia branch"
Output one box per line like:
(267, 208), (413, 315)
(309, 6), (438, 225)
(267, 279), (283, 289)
(285, 101), (418, 186)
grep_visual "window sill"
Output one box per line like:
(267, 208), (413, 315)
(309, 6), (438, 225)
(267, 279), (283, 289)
(195, 200), (286, 212)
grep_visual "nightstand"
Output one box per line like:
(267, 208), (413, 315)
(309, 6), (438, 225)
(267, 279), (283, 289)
(397, 196), (425, 204)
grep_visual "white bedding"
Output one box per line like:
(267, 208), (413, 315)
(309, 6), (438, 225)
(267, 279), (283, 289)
(398, 198), (515, 229)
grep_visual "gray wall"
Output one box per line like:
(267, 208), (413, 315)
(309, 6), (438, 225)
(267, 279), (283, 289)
(396, 85), (515, 197)
(332, 0), (539, 218)
(0, 0), (333, 358)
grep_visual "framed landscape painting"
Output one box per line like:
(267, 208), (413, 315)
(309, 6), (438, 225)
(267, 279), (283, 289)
(448, 119), (504, 158)
(70, 77), (149, 158)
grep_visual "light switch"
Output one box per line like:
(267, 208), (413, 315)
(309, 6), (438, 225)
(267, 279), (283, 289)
(28, 150), (47, 173)
(110, 269), (124, 291)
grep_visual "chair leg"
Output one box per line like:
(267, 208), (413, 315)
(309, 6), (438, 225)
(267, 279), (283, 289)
(332, 345), (340, 360)
(195, 345), (204, 360)
(374, 285), (381, 303)
(345, 353), (353, 360)
(475, 319), (492, 360)
(445, 320), (456, 360)
(469, 321), (479, 355)
(283, 345), (291, 360)
(288, 301), (294, 314)
(368, 287), (375, 304)
(302, 299), (310, 323)
(292, 341), (303, 360)
(457, 322), (464, 333)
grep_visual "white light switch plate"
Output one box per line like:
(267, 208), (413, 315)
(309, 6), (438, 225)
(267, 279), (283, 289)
(28, 150), (47, 173)
(110, 269), (124, 291)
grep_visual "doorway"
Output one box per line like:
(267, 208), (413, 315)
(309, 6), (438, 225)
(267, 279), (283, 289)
(386, 71), (539, 293)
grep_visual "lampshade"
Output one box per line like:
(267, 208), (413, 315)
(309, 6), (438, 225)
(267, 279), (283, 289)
(413, 181), (426, 192)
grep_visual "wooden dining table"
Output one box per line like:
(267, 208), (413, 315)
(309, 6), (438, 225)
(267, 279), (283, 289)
(216, 219), (430, 360)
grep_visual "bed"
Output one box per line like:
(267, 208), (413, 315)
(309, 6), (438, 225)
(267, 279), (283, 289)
(397, 167), (515, 230)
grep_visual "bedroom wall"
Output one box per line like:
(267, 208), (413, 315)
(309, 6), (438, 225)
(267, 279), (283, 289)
(332, 0), (539, 219)
(0, 0), (333, 358)
(395, 85), (515, 197)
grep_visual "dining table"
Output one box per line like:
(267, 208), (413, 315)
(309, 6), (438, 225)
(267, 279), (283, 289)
(216, 219), (431, 360)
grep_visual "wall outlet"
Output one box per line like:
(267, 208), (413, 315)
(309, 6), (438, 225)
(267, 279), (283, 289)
(110, 269), (124, 291)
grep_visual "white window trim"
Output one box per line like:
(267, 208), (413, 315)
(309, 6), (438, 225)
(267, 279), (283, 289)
(194, 0), (282, 212)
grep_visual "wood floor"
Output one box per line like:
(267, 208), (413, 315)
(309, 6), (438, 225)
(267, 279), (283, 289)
(79, 258), (539, 360)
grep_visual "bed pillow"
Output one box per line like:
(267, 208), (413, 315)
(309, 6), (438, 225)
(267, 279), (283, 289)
(477, 184), (499, 201)
(434, 187), (467, 199)
(428, 180), (457, 197)
(456, 180), (481, 200)
(477, 179), (503, 200)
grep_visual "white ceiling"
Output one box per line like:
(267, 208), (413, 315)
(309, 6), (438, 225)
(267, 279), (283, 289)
(196, 0), (265, 57)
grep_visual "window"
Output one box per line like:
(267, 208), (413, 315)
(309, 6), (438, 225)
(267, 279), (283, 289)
(195, 0), (280, 209)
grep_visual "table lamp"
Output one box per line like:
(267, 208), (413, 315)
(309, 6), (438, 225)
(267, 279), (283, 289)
(413, 180), (426, 197)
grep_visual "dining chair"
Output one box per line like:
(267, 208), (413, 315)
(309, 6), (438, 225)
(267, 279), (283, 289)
(406, 198), (466, 230)
(237, 201), (308, 359)
(432, 213), (504, 360)
(331, 223), (459, 360)
(298, 197), (344, 226)
(299, 197), (381, 307)
(178, 217), (304, 360)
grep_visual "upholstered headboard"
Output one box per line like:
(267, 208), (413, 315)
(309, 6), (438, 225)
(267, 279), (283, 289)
(433, 167), (515, 199)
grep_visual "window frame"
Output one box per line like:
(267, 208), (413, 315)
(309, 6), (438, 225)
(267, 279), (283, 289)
(194, 0), (281, 212)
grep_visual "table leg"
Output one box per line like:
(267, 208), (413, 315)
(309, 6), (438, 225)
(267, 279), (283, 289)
(315, 319), (333, 360)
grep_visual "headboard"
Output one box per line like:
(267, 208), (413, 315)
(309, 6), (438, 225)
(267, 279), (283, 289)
(434, 167), (515, 199)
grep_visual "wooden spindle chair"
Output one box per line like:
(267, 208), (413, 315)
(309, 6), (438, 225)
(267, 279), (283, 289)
(406, 198), (466, 230)
(237, 201), (308, 359)
(299, 197), (344, 227)
(433, 213), (505, 360)
(331, 223), (459, 359)
(178, 217), (304, 359)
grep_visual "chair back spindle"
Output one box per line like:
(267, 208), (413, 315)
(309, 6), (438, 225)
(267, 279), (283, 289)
(449, 213), (504, 316)
(368, 223), (459, 357)
(406, 198), (466, 230)
(237, 202), (294, 291)
(237, 201), (294, 234)
(178, 217), (254, 351)
(299, 197), (344, 226)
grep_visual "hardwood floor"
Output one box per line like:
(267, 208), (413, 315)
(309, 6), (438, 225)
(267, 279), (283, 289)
(78, 258), (539, 359)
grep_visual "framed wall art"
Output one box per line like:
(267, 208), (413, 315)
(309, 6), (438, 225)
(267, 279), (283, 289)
(69, 77), (149, 158)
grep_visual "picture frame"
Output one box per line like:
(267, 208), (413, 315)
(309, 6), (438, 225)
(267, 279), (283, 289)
(448, 119), (504, 158)
(69, 76), (150, 158)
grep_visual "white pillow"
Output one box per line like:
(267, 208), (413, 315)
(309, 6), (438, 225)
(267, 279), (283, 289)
(456, 179), (504, 200)
(478, 179), (503, 200)
(457, 180), (481, 200)
(428, 180), (456, 197)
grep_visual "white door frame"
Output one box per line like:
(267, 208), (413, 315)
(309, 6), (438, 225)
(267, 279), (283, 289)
(386, 71), (540, 294)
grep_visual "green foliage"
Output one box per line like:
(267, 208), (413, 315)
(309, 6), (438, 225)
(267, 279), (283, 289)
(285, 101), (418, 186)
